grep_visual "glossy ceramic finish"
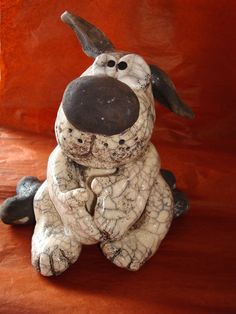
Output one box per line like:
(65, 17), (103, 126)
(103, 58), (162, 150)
(30, 10), (192, 275)
(1, 1), (236, 312)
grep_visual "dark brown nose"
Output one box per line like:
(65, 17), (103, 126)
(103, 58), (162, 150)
(62, 76), (139, 136)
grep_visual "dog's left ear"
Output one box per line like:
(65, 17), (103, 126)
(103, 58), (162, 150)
(150, 64), (194, 119)
(61, 11), (115, 58)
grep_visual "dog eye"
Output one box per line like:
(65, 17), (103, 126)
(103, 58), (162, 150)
(117, 61), (128, 70)
(107, 60), (116, 67)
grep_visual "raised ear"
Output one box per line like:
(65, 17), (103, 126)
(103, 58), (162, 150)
(150, 64), (194, 119)
(61, 11), (115, 58)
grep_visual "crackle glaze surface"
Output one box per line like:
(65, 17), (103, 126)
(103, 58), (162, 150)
(32, 52), (174, 275)
(28, 9), (195, 276)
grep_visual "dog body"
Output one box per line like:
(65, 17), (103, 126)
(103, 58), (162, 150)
(0, 11), (193, 276)
(32, 53), (174, 275)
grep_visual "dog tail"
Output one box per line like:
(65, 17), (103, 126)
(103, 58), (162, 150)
(160, 169), (189, 218)
(0, 176), (41, 225)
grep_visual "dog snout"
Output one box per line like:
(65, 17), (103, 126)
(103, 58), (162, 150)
(62, 76), (139, 136)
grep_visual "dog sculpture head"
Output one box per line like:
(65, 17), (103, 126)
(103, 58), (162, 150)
(55, 11), (194, 169)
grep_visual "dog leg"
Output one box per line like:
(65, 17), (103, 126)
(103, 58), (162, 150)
(93, 144), (160, 241)
(47, 146), (101, 244)
(32, 181), (82, 276)
(101, 173), (174, 270)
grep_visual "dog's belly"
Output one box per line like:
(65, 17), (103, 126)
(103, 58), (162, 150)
(75, 166), (140, 241)
(63, 144), (158, 243)
(64, 167), (123, 243)
(87, 164), (153, 241)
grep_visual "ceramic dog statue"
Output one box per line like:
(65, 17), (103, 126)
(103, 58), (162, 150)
(0, 11), (194, 276)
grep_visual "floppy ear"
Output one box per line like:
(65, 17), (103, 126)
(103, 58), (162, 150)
(61, 11), (115, 58)
(150, 64), (194, 119)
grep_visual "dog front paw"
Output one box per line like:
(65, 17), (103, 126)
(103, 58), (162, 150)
(32, 235), (81, 276)
(101, 230), (156, 271)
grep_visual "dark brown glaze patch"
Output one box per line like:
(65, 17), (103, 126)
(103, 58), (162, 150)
(62, 76), (140, 136)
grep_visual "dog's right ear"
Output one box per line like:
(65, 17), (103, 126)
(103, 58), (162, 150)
(150, 64), (194, 119)
(61, 11), (115, 58)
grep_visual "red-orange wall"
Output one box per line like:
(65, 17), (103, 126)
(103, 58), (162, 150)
(1, 0), (236, 151)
